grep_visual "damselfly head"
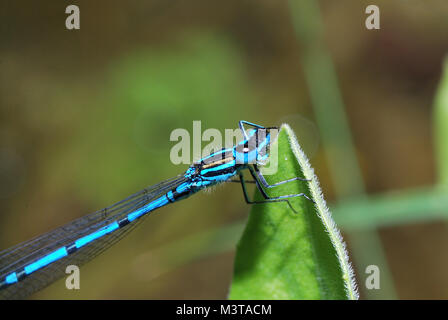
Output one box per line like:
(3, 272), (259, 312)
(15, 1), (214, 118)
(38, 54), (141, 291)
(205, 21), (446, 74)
(234, 127), (276, 165)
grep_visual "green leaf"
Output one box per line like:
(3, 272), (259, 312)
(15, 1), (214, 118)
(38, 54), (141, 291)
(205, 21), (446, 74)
(229, 124), (358, 300)
(434, 57), (448, 186)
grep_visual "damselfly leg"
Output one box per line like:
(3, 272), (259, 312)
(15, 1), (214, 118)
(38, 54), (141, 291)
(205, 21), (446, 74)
(236, 121), (314, 212)
(238, 169), (314, 214)
(238, 172), (298, 213)
(239, 120), (311, 188)
(227, 178), (256, 184)
(250, 164), (311, 188)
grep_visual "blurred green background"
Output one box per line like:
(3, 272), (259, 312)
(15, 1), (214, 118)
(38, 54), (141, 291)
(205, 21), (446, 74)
(1, 0), (448, 299)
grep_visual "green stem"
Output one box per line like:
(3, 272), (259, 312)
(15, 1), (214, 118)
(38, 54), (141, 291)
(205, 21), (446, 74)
(288, 0), (397, 299)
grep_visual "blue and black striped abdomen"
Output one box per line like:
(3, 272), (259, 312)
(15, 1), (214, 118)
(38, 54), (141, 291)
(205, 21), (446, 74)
(0, 175), (187, 299)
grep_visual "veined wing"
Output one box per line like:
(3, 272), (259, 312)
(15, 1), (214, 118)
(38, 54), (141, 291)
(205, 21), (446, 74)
(0, 175), (187, 299)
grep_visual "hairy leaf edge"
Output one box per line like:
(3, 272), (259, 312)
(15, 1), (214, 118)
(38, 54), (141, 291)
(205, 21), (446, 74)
(281, 123), (359, 300)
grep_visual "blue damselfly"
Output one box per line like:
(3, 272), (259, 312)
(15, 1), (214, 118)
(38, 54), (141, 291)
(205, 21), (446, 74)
(0, 120), (311, 299)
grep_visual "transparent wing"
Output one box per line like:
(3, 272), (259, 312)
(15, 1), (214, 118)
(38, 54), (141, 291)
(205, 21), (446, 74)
(0, 175), (187, 299)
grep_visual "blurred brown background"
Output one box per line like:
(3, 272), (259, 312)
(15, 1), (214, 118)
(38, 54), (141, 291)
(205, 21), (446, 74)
(1, 0), (448, 299)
